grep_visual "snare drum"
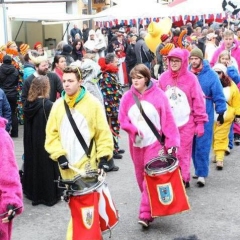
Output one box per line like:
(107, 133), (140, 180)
(145, 155), (190, 217)
(96, 183), (119, 233)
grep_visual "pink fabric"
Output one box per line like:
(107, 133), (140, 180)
(210, 39), (240, 71)
(158, 48), (208, 182)
(0, 117), (23, 240)
(119, 81), (180, 220)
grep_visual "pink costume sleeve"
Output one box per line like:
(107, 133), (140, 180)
(118, 92), (138, 142)
(0, 118), (23, 215)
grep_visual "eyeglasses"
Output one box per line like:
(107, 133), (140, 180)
(170, 59), (181, 63)
(215, 71), (222, 75)
(63, 66), (82, 79)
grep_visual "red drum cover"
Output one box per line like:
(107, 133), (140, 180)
(145, 167), (190, 217)
(69, 192), (102, 240)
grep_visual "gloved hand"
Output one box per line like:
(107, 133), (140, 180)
(235, 115), (240, 124)
(217, 113), (224, 125)
(98, 156), (109, 172)
(167, 147), (177, 156)
(2, 205), (16, 223)
(58, 156), (69, 170)
(195, 123), (204, 137)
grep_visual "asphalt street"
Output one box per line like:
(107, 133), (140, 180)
(12, 125), (240, 240)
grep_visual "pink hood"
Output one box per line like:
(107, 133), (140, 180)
(167, 48), (190, 76)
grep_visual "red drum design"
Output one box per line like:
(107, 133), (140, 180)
(145, 155), (190, 217)
(96, 183), (119, 233)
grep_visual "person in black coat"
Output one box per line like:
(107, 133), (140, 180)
(82, 23), (90, 43)
(23, 76), (62, 206)
(60, 44), (74, 66)
(0, 55), (19, 137)
(125, 34), (137, 86)
(21, 53), (63, 104)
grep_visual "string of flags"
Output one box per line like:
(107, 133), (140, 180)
(95, 12), (240, 27)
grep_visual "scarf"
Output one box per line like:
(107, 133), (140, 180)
(190, 63), (203, 75)
(62, 87), (86, 108)
(98, 57), (119, 73)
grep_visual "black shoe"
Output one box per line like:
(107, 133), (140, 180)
(113, 153), (122, 159)
(106, 165), (119, 172)
(118, 149), (125, 154)
(183, 181), (190, 188)
(234, 134), (240, 146)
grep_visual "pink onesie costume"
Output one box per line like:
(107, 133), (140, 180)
(119, 81), (180, 221)
(158, 48), (208, 183)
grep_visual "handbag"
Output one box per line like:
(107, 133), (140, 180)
(64, 100), (93, 158)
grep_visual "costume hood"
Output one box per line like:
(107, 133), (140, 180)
(167, 47), (190, 76)
(23, 98), (45, 120)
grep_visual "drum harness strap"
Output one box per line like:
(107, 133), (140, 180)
(132, 93), (165, 146)
(64, 100), (93, 158)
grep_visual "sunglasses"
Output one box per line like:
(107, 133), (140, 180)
(215, 71), (222, 75)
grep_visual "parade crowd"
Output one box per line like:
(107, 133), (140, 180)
(0, 19), (240, 239)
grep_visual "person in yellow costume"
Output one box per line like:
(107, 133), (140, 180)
(45, 66), (113, 239)
(212, 63), (240, 170)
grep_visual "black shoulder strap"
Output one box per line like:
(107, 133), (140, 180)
(64, 100), (93, 158)
(132, 93), (165, 145)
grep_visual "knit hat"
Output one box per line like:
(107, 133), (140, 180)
(161, 34), (169, 42)
(62, 44), (73, 54)
(160, 43), (175, 56)
(29, 51), (48, 65)
(213, 63), (227, 75)
(6, 41), (15, 48)
(3, 55), (12, 64)
(34, 42), (43, 50)
(190, 48), (203, 60)
(20, 43), (30, 56)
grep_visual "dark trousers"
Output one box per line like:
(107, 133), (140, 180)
(7, 95), (18, 137)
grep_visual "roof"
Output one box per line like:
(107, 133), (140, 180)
(8, 13), (101, 25)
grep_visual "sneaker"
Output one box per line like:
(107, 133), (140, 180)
(138, 219), (149, 228)
(197, 177), (205, 187)
(212, 156), (217, 163)
(192, 174), (198, 179)
(225, 148), (231, 156)
(234, 134), (240, 146)
(106, 165), (119, 172)
(216, 161), (223, 170)
(118, 149), (125, 154)
(113, 153), (122, 159)
(183, 180), (190, 188)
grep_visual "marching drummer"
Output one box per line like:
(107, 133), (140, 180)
(45, 66), (114, 239)
(119, 64), (180, 228)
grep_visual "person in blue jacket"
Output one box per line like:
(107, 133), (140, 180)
(0, 88), (11, 132)
(189, 48), (226, 187)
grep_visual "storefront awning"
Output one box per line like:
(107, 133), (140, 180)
(8, 13), (103, 25)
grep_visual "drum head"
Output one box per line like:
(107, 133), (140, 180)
(145, 155), (178, 176)
(62, 171), (105, 196)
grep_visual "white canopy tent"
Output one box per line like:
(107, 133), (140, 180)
(93, 0), (226, 24)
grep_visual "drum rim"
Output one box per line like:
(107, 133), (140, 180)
(145, 155), (179, 176)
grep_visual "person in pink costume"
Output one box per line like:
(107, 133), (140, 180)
(210, 29), (240, 71)
(0, 117), (23, 240)
(118, 64), (180, 228)
(158, 48), (208, 188)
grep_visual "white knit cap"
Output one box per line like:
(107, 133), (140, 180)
(213, 63), (227, 75)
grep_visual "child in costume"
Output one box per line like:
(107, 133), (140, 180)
(0, 117), (23, 240)
(119, 64), (180, 228)
(159, 48), (208, 188)
(212, 63), (240, 169)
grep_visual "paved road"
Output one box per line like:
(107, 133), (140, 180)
(12, 125), (240, 240)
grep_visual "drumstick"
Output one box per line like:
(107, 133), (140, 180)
(68, 165), (87, 176)
(0, 206), (23, 217)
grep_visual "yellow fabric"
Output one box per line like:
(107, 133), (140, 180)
(213, 82), (240, 161)
(65, 89), (81, 108)
(45, 91), (113, 180)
